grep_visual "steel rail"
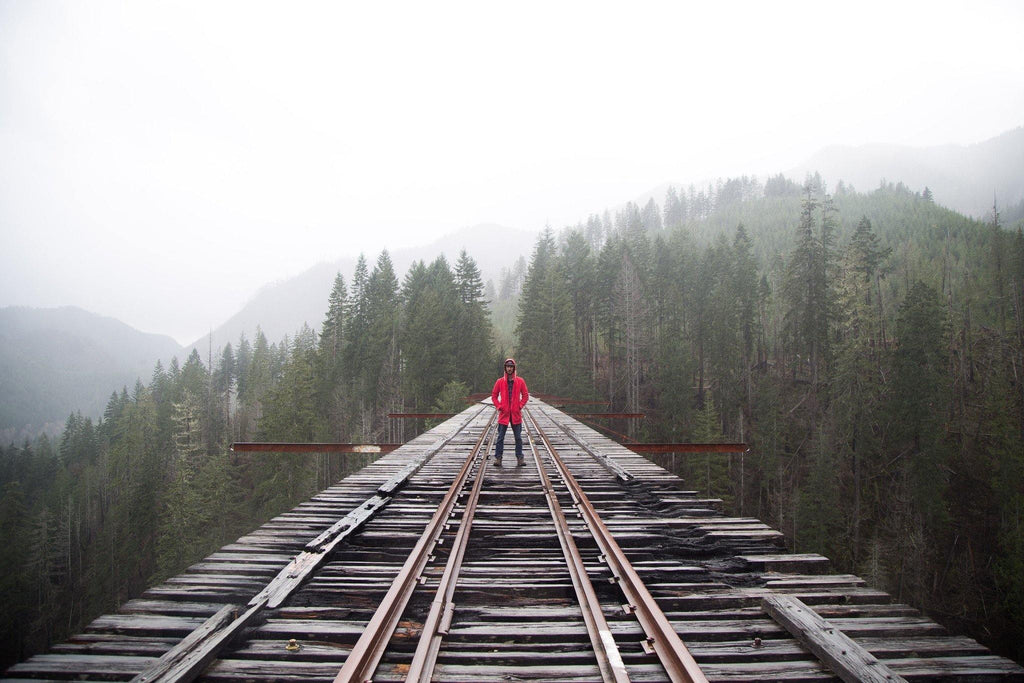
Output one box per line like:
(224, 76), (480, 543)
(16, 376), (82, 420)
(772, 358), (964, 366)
(333, 411), (497, 683)
(404, 423), (496, 682)
(540, 409), (635, 482)
(524, 407), (709, 683)
(524, 419), (631, 682)
(133, 407), (490, 683)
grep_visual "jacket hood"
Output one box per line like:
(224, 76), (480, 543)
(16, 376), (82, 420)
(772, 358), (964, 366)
(503, 358), (517, 377)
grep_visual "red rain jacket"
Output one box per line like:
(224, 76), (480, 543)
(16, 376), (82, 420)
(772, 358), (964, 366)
(491, 359), (529, 425)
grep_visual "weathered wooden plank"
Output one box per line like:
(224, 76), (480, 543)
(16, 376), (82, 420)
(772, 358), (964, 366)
(737, 554), (831, 574)
(763, 594), (907, 683)
(5, 653), (157, 677)
(130, 603), (248, 682)
(10, 401), (1023, 683)
(886, 655), (1024, 678)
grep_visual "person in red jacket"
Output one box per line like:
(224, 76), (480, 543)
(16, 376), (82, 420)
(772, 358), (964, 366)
(491, 357), (529, 467)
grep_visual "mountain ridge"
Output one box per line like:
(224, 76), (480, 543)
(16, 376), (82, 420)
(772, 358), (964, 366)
(787, 126), (1024, 218)
(184, 223), (539, 355)
(0, 306), (183, 441)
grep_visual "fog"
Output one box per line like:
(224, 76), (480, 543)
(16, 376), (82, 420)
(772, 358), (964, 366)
(1, 1), (1022, 344)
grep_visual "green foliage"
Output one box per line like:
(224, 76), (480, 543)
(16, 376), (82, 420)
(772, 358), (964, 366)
(2, 180), (1024, 670)
(552, 178), (1024, 659)
(455, 250), (496, 391)
(516, 229), (576, 395)
(427, 380), (471, 430)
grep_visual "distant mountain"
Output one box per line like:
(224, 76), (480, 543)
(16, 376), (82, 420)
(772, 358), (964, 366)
(0, 306), (183, 442)
(789, 126), (1024, 219)
(187, 223), (539, 354)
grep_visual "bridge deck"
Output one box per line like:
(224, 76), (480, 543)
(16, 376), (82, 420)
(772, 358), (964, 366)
(4, 400), (1021, 682)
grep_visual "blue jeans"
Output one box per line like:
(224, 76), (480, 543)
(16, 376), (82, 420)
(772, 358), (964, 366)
(495, 422), (523, 459)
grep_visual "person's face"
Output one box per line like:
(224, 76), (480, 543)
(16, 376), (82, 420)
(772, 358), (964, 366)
(505, 363), (515, 374)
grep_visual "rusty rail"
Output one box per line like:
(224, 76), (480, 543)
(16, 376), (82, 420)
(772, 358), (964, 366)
(524, 420), (630, 682)
(332, 412), (496, 682)
(524, 408), (709, 683)
(404, 423), (495, 681)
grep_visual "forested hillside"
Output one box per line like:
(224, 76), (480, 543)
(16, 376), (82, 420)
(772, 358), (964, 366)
(516, 175), (1024, 662)
(0, 250), (495, 669)
(2, 177), (1023, 670)
(0, 307), (183, 442)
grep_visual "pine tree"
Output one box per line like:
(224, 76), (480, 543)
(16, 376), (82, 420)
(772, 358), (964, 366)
(516, 229), (574, 395)
(640, 197), (663, 233)
(363, 251), (400, 439)
(891, 281), (950, 494)
(401, 258), (459, 417)
(732, 224), (760, 407)
(320, 272), (348, 365)
(454, 250), (494, 390)
(212, 342), (235, 442)
(561, 231), (597, 388)
(782, 185), (835, 387)
(318, 273), (350, 440)
(614, 248), (649, 439)
(663, 186), (686, 229)
(832, 216), (889, 566)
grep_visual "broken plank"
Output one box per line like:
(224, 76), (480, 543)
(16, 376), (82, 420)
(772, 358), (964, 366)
(762, 594), (907, 683)
(131, 603), (262, 683)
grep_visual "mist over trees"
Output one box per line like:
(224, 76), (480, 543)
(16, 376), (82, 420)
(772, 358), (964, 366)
(514, 177), (1024, 662)
(2, 177), (1024, 671)
(0, 248), (496, 669)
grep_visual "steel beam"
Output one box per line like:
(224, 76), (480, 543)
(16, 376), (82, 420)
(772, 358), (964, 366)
(230, 442), (400, 454)
(628, 443), (749, 453)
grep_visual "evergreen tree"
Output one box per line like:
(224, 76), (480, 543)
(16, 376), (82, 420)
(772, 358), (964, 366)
(401, 258), (459, 417)
(320, 272), (348, 365)
(890, 281), (950, 515)
(454, 250), (494, 390)
(516, 229), (574, 395)
(640, 197), (663, 233)
(732, 224), (760, 407)
(663, 186), (686, 229)
(363, 251), (400, 439)
(561, 231), (597, 388)
(212, 342), (235, 442)
(782, 185), (834, 386)
(318, 273), (350, 440)
(0, 482), (31, 664)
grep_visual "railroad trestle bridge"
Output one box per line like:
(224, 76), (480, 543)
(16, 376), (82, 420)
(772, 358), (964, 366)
(5, 400), (1023, 682)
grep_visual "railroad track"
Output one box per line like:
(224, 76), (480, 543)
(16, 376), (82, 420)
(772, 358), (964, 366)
(5, 400), (1023, 682)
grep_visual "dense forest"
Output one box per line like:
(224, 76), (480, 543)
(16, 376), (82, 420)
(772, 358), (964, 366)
(2, 178), (1024, 671)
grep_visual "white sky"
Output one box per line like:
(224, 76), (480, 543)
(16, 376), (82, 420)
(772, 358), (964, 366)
(2, 0), (1022, 345)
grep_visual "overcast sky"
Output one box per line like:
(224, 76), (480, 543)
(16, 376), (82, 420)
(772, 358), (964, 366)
(2, 1), (1022, 345)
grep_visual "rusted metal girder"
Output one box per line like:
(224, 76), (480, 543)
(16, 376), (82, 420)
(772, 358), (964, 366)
(628, 443), (749, 453)
(396, 410), (640, 420)
(533, 393), (611, 405)
(573, 416), (638, 443)
(569, 412), (645, 419)
(230, 442), (401, 454)
(387, 413), (455, 419)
